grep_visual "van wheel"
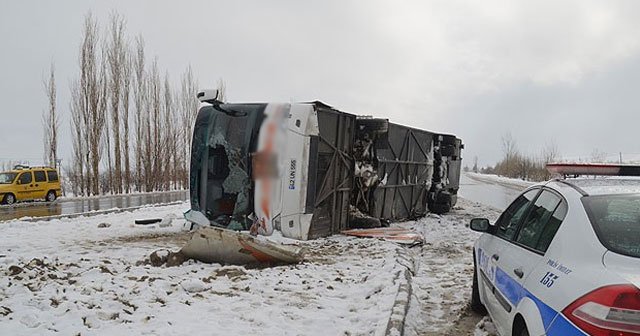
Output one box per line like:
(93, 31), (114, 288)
(46, 191), (57, 202)
(3, 193), (16, 205)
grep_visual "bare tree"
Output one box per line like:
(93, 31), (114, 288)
(500, 132), (519, 177)
(79, 13), (108, 195)
(121, 46), (132, 193)
(590, 149), (608, 163)
(78, 13), (105, 195)
(541, 141), (560, 164)
(132, 35), (146, 192)
(501, 132), (517, 160)
(146, 58), (161, 191)
(180, 65), (199, 188)
(171, 85), (181, 189)
(98, 50), (110, 193)
(162, 73), (175, 189)
(106, 11), (127, 193)
(42, 62), (59, 168)
(70, 79), (86, 195)
(540, 141), (561, 180)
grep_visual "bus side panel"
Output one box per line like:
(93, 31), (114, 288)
(372, 123), (434, 221)
(307, 108), (355, 239)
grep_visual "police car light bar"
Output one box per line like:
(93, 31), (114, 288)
(546, 163), (640, 177)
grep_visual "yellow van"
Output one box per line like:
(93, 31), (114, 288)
(0, 165), (62, 204)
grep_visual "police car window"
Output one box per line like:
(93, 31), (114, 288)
(34, 171), (46, 183)
(583, 195), (640, 258)
(495, 189), (538, 241)
(19, 172), (32, 184)
(536, 201), (567, 252)
(515, 190), (566, 252)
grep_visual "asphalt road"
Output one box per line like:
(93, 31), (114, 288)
(0, 190), (189, 222)
(458, 173), (529, 210)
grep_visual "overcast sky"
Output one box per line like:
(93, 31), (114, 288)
(1, 0), (639, 168)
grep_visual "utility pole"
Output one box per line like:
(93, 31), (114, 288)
(620, 152), (623, 164)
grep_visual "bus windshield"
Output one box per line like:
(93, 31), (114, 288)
(189, 104), (266, 229)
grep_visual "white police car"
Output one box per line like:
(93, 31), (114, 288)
(469, 164), (640, 336)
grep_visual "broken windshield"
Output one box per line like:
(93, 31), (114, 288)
(190, 104), (266, 229)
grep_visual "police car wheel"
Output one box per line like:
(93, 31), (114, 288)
(471, 259), (487, 314)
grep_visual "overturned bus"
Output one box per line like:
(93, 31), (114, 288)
(185, 90), (463, 240)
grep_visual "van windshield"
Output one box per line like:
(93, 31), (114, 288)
(0, 173), (16, 184)
(582, 194), (640, 258)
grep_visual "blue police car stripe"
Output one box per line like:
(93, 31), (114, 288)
(491, 266), (587, 335)
(495, 267), (521, 305)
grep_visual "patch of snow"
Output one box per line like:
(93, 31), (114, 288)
(159, 213), (177, 227)
(180, 279), (209, 293)
(474, 316), (498, 336)
(566, 177), (640, 195)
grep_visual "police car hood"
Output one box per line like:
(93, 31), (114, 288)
(603, 250), (640, 288)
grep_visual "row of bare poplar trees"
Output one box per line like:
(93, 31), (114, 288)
(67, 12), (203, 196)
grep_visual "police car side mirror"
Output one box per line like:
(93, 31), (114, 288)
(470, 218), (490, 232)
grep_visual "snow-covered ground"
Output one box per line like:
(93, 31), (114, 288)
(0, 203), (404, 335)
(0, 198), (502, 336)
(398, 198), (501, 336)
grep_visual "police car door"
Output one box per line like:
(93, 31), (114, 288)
(501, 189), (568, 333)
(493, 189), (567, 335)
(482, 188), (539, 335)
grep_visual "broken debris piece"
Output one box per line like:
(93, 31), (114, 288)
(342, 227), (424, 246)
(148, 249), (187, 267)
(181, 226), (305, 265)
(134, 218), (162, 225)
(149, 250), (170, 267)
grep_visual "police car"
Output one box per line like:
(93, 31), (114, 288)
(469, 163), (640, 336)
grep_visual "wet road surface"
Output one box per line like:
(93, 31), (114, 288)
(458, 173), (528, 210)
(0, 190), (189, 222)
